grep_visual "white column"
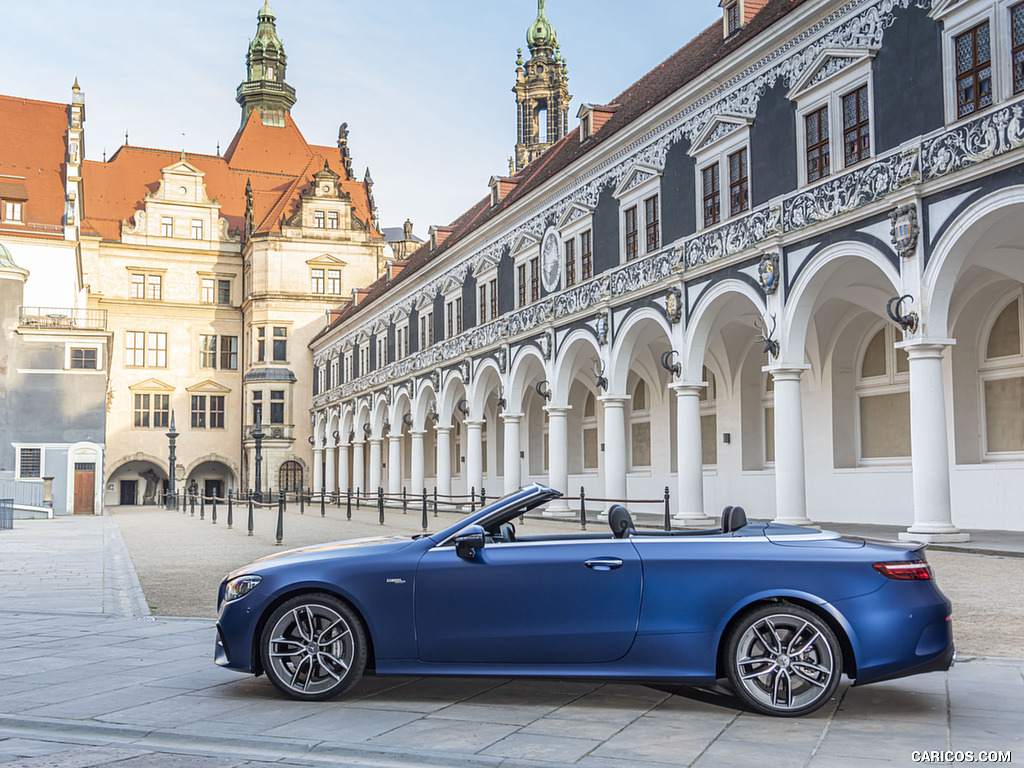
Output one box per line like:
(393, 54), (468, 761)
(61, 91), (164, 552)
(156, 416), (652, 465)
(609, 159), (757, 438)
(435, 426), (452, 500)
(770, 366), (812, 526)
(410, 430), (426, 494)
(324, 445), (336, 495)
(599, 396), (629, 502)
(368, 438), (383, 492)
(337, 443), (350, 493)
(387, 436), (402, 495)
(900, 343), (969, 542)
(672, 383), (714, 525)
(352, 439), (365, 494)
(502, 412), (522, 494)
(465, 419), (484, 498)
(543, 405), (573, 516)
(312, 448), (324, 493)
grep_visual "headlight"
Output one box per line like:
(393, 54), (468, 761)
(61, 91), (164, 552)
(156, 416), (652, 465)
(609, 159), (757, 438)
(224, 575), (262, 602)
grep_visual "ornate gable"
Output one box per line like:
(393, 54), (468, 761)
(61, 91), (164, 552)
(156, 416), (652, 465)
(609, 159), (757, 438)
(787, 47), (877, 100)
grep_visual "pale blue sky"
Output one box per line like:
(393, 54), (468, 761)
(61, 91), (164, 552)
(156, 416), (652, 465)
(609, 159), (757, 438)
(3, 1), (721, 235)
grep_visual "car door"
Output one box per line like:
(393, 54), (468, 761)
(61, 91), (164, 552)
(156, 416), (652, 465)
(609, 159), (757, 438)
(414, 537), (642, 664)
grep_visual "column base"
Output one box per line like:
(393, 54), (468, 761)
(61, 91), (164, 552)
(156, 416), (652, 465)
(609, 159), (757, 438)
(672, 514), (717, 528)
(899, 530), (970, 544)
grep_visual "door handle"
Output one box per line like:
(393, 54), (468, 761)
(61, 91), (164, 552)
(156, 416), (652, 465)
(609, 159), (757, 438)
(585, 558), (623, 571)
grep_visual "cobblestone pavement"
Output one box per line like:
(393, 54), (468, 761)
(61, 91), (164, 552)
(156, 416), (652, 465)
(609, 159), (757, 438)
(0, 508), (1020, 767)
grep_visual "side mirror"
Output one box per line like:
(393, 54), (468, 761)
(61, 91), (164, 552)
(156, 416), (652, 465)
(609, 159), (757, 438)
(455, 525), (486, 560)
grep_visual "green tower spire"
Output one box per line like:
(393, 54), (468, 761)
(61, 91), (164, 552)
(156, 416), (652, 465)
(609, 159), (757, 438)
(526, 0), (557, 52)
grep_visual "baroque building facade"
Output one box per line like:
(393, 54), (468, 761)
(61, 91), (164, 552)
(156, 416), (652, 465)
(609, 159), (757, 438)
(0, 2), (385, 512)
(311, 0), (1024, 536)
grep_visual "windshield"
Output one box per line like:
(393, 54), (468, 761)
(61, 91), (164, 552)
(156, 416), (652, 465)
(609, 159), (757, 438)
(429, 484), (561, 545)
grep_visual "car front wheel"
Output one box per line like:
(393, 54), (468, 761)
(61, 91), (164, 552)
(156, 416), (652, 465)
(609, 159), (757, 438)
(725, 603), (842, 717)
(260, 593), (367, 701)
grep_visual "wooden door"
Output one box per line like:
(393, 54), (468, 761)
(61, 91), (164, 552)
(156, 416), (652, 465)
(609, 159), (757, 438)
(74, 463), (95, 514)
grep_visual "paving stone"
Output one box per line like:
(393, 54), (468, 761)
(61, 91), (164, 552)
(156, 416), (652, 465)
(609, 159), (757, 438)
(366, 716), (518, 753)
(480, 731), (601, 762)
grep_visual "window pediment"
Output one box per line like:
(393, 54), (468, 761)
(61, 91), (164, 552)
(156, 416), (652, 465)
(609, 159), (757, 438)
(689, 114), (753, 157)
(129, 378), (174, 392)
(613, 163), (663, 200)
(306, 253), (347, 267)
(557, 202), (594, 231)
(186, 380), (232, 394)
(929, 0), (968, 21)
(787, 47), (877, 101)
(474, 248), (501, 278)
(511, 232), (541, 258)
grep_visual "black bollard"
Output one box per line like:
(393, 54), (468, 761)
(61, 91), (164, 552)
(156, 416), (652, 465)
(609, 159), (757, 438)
(346, 488), (352, 520)
(433, 487), (438, 517)
(378, 487), (384, 525)
(663, 486), (671, 532)
(356, 487), (361, 509)
(421, 487), (428, 531)
(200, 493), (205, 521)
(320, 489), (325, 517)
(299, 488), (304, 515)
(480, 487), (487, 508)
(212, 493), (217, 525)
(580, 486), (587, 530)
(227, 489), (233, 529)
(247, 491), (254, 537)
(276, 490), (284, 546)
(190, 491), (195, 517)
(471, 485), (476, 513)
(402, 487), (407, 514)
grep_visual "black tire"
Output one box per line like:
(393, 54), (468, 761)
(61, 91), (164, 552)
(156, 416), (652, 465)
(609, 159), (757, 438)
(724, 602), (842, 717)
(259, 592), (367, 701)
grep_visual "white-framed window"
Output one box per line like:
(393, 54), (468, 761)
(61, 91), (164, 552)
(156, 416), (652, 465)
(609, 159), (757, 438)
(344, 350), (354, 381)
(613, 164), (662, 262)
(582, 391), (599, 471)
(3, 200), (24, 222)
(690, 117), (752, 230)
(16, 446), (43, 478)
(930, 1), (1024, 123)
(419, 310), (435, 348)
(191, 219), (203, 240)
(788, 48), (876, 185)
(201, 278), (216, 303)
(160, 216), (173, 237)
(763, 373), (775, 468)
(130, 273), (163, 300)
(125, 331), (166, 368)
(980, 291), (1024, 458)
(557, 203), (595, 287)
(477, 268), (499, 324)
(446, 294), (463, 337)
(376, 334), (387, 368)
(509, 234), (541, 309)
(132, 392), (170, 428)
(327, 269), (341, 295)
(395, 321), (409, 360)
(629, 379), (652, 469)
(699, 366), (718, 467)
(359, 343), (370, 376)
(856, 324), (911, 464)
(311, 268), (325, 294)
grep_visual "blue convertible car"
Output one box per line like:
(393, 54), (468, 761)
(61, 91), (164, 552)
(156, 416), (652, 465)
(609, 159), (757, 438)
(215, 484), (954, 717)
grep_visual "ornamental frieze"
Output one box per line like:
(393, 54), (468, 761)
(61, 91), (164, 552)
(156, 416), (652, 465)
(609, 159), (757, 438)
(782, 149), (919, 232)
(685, 206), (782, 269)
(610, 250), (675, 297)
(552, 276), (610, 320)
(922, 101), (1024, 181)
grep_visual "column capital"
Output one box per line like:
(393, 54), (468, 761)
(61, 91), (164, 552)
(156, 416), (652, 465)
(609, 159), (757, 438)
(465, 419), (486, 429)
(501, 412), (524, 424)
(896, 339), (957, 358)
(763, 364), (811, 381)
(409, 430), (427, 438)
(434, 425), (453, 435)
(670, 381), (707, 397)
(543, 404), (572, 415)
(597, 395), (630, 406)
(368, 437), (383, 446)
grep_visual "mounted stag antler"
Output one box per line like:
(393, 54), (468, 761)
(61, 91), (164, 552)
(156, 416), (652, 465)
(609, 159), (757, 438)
(755, 314), (780, 359)
(660, 350), (681, 378)
(591, 358), (608, 391)
(886, 294), (920, 334)
(496, 385), (507, 410)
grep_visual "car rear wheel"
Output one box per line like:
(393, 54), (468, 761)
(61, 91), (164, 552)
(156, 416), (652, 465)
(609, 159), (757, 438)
(725, 603), (842, 717)
(260, 593), (367, 701)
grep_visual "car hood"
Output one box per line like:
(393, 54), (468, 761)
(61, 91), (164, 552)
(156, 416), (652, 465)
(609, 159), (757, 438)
(225, 536), (416, 579)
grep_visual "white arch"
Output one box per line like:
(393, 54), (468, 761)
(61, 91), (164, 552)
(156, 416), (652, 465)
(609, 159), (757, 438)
(782, 240), (901, 359)
(470, 358), (503, 416)
(439, 371), (468, 425)
(412, 380), (437, 428)
(507, 345), (548, 405)
(682, 278), (767, 380)
(551, 328), (602, 407)
(924, 185), (1024, 337)
(608, 306), (672, 394)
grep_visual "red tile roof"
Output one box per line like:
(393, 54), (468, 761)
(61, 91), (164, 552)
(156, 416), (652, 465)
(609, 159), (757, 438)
(81, 108), (379, 242)
(318, 0), (811, 337)
(0, 93), (69, 236)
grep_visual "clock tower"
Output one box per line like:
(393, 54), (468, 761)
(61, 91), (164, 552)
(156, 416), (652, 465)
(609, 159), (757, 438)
(513, 0), (571, 172)
(236, 1), (297, 128)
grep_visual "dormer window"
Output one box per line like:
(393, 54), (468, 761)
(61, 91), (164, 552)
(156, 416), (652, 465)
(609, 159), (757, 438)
(327, 211), (339, 229)
(725, 2), (740, 35)
(314, 210), (325, 229)
(3, 201), (24, 222)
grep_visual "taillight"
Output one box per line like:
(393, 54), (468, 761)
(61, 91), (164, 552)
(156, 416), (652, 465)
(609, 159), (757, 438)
(873, 560), (933, 580)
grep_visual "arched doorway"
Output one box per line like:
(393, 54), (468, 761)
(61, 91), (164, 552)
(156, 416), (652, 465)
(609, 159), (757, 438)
(279, 460), (304, 493)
